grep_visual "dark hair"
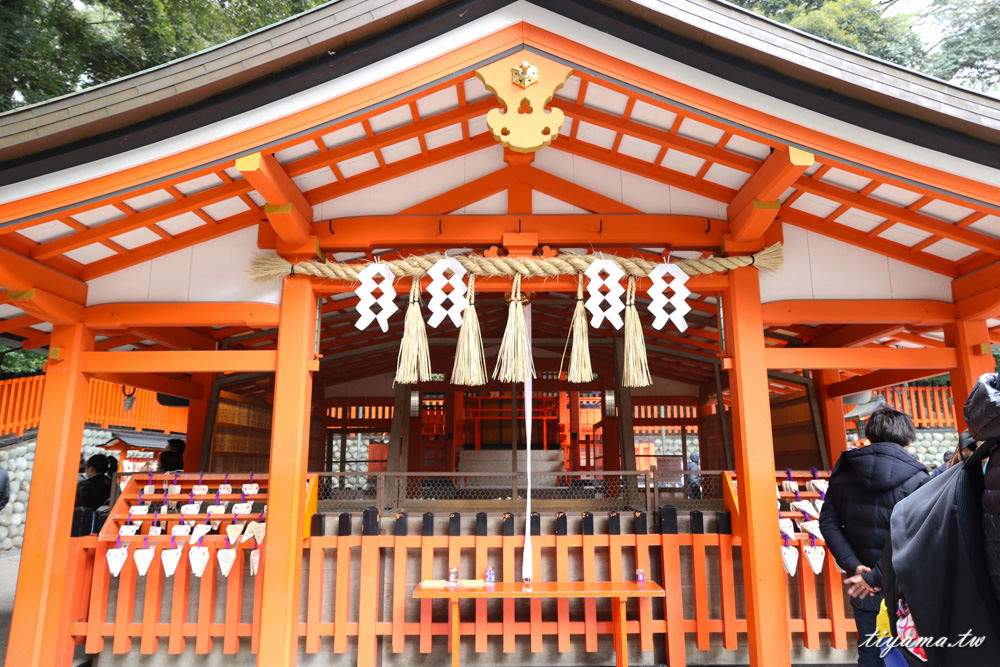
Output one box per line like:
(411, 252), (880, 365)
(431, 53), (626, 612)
(864, 407), (916, 446)
(158, 449), (184, 472)
(166, 438), (186, 454)
(106, 456), (118, 475)
(86, 454), (109, 475)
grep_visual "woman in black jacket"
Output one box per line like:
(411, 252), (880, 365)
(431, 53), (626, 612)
(819, 407), (928, 666)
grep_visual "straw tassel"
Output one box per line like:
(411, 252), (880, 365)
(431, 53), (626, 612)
(493, 275), (535, 383)
(451, 274), (487, 386)
(623, 276), (652, 387)
(561, 273), (593, 382)
(395, 280), (432, 384)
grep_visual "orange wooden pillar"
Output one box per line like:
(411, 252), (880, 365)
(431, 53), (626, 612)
(944, 319), (993, 432)
(183, 372), (215, 471)
(7, 323), (93, 667)
(815, 369), (848, 466)
(258, 276), (318, 666)
(724, 267), (791, 666)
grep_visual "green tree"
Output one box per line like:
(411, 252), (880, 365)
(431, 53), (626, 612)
(925, 0), (1000, 91)
(0, 347), (46, 374)
(733, 0), (925, 69)
(0, 0), (325, 112)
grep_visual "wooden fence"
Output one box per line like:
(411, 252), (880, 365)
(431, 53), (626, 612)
(0, 375), (188, 437)
(65, 525), (855, 663)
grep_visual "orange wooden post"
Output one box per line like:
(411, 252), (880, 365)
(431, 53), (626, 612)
(944, 319), (993, 432)
(815, 369), (848, 465)
(258, 276), (318, 666)
(7, 323), (93, 667)
(184, 373), (215, 471)
(356, 535), (382, 666)
(724, 266), (792, 667)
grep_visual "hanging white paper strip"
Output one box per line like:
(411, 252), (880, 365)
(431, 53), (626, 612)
(134, 548), (155, 577)
(161, 547), (183, 577)
(522, 303), (534, 585)
(189, 546), (210, 578)
(646, 263), (691, 332)
(781, 544), (799, 576)
(217, 548), (237, 577)
(426, 258), (468, 328)
(584, 259), (625, 329)
(354, 263), (398, 332)
(803, 544), (826, 574)
(107, 547), (128, 577)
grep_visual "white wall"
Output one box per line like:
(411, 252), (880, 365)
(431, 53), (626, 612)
(86, 227), (282, 306)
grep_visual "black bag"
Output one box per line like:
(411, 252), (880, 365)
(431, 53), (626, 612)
(882, 440), (1000, 665)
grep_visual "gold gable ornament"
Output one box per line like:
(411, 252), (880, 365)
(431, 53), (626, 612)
(475, 51), (574, 153)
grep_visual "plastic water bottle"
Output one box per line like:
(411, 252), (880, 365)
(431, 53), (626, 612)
(636, 568), (646, 585)
(449, 566), (459, 585)
(484, 566), (495, 583)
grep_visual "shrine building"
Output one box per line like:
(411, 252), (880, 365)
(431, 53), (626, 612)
(1, 0), (1000, 666)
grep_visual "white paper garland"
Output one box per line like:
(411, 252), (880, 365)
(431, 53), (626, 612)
(647, 263), (691, 332)
(426, 258), (468, 328)
(584, 259), (625, 329)
(354, 262), (398, 332)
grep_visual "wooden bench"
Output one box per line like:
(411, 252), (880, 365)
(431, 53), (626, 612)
(414, 580), (665, 666)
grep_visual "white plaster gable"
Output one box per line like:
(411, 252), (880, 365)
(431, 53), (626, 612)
(760, 224), (953, 303)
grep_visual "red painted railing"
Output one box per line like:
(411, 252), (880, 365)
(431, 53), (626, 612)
(0, 375), (188, 437)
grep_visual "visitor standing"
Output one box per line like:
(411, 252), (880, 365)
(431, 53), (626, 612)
(818, 407), (928, 666)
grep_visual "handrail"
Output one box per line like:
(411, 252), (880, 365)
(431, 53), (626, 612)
(0, 375), (188, 437)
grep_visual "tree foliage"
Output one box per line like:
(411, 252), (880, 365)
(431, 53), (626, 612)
(1, 0), (999, 113)
(0, 0), (325, 112)
(0, 347), (46, 375)
(732, 0), (1000, 93)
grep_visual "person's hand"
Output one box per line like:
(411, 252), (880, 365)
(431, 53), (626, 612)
(844, 565), (881, 599)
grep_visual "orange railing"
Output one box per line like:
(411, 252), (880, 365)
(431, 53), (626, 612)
(0, 375), (188, 437)
(883, 385), (956, 429)
(66, 514), (857, 664)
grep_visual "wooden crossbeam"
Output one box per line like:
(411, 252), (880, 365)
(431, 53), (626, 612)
(85, 302), (280, 329)
(762, 300), (956, 326)
(91, 371), (205, 401)
(764, 346), (957, 370)
(236, 152), (314, 250)
(129, 327), (218, 351)
(2, 288), (84, 325)
(728, 147), (813, 242)
(824, 368), (950, 398)
(806, 323), (905, 348)
(30, 180), (250, 261)
(0, 246), (87, 304)
(81, 350), (276, 374)
(314, 214), (727, 250)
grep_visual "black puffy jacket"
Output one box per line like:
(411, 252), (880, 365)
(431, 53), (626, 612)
(963, 372), (1000, 606)
(818, 442), (927, 599)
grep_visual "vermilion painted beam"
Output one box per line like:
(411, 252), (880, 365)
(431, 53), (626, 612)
(1, 288), (83, 325)
(825, 368), (950, 398)
(236, 152), (313, 249)
(807, 323), (906, 348)
(80, 350), (276, 373)
(796, 176), (1000, 256)
(955, 284), (1000, 320)
(952, 260), (1000, 303)
(31, 180), (250, 261)
(314, 214), (728, 250)
(80, 210), (264, 281)
(554, 140), (736, 204)
(396, 167), (518, 215)
(764, 346), (957, 370)
(0, 246), (87, 304)
(91, 371), (204, 401)
(762, 300), (956, 325)
(0, 314), (40, 335)
(258, 277), (317, 667)
(7, 324), (92, 666)
(521, 167), (643, 214)
(129, 327), (217, 351)
(85, 302), (280, 329)
(728, 147), (814, 242)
